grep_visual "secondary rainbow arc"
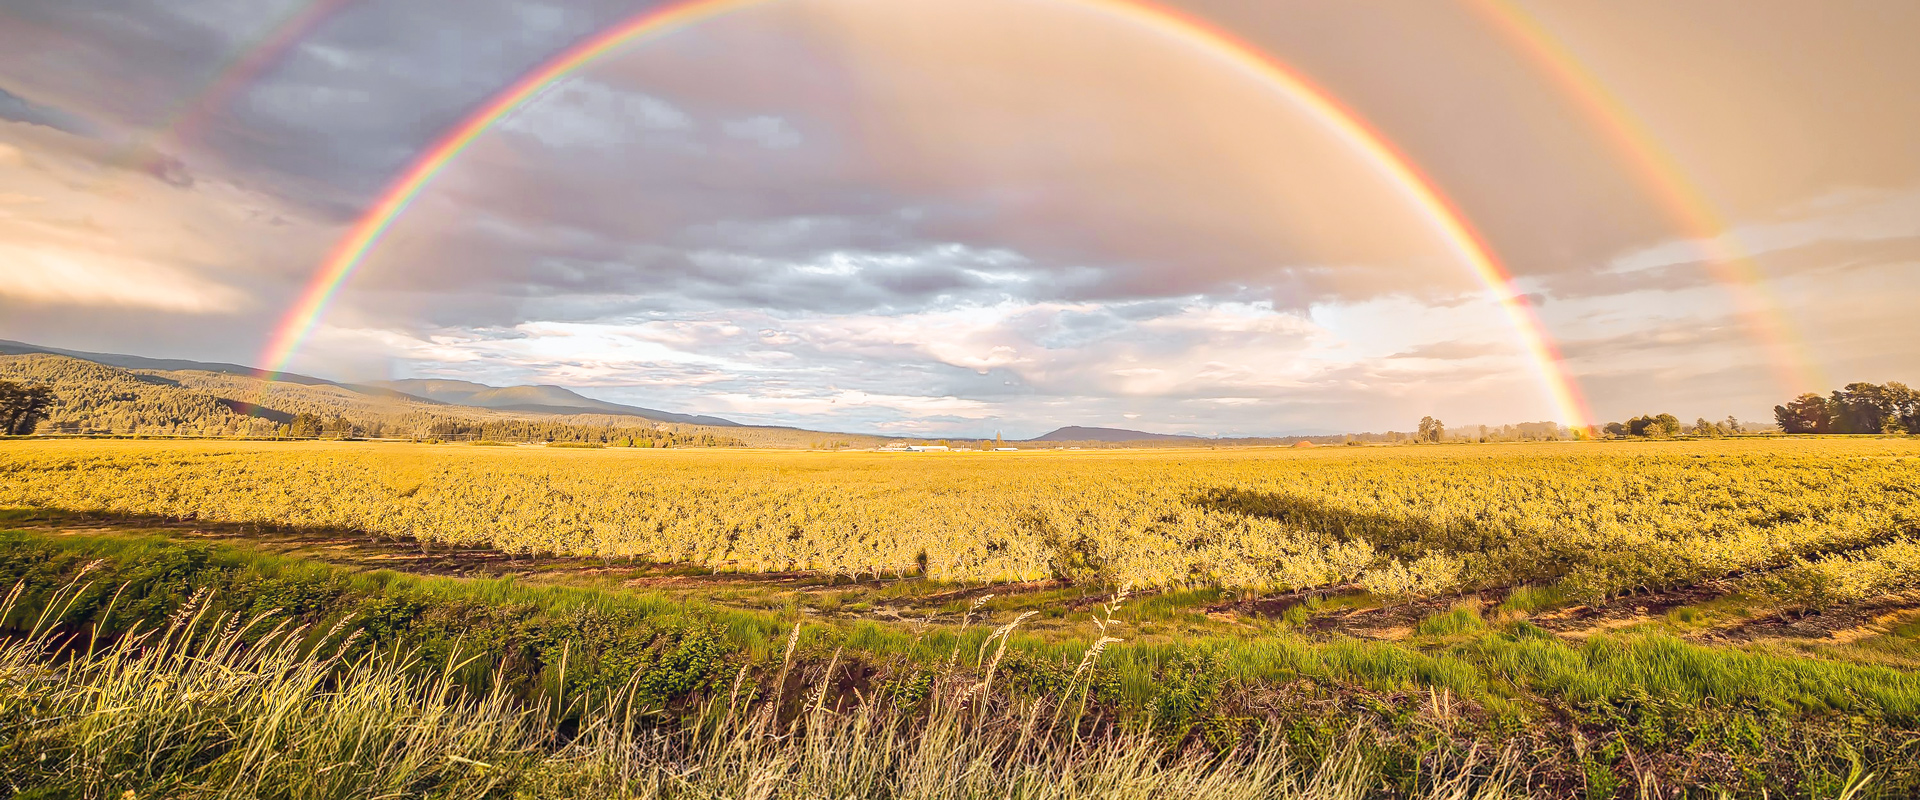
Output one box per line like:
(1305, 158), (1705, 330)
(1470, 0), (1825, 397)
(109, 0), (359, 182)
(258, 0), (1597, 430)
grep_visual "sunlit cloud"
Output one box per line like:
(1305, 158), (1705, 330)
(0, 243), (243, 312)
(500, 79), (695, 149)
(721, 115), (802, 149)
(1603, 184), (1920, 278)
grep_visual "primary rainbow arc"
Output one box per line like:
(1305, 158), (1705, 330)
(258, 0), (1597, 431)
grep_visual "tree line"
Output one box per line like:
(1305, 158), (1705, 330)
(273, 412), (747, 447)
(1415, 413), (1746, 442)
(0, 368), (746, 448)
(1415, 417), (1574, 443)
(1598, 413), (1750, 438)
(1774, 381), (1919, 434)
(1416, 380), (1918, 443)
(0, 354), (751, 447)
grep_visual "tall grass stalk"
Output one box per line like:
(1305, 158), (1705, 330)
(0, 581), (1525, 799)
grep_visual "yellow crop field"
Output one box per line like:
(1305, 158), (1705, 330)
(4, 438), (1916, 603)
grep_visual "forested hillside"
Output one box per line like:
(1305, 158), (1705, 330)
(0, 355), (756, 445)
(374, 378), (740, 425)
(0, 355), (275, 436)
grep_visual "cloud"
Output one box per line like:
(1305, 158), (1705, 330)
(1387, 341), (1504, 361)
(142, 152), (195, 187)
(1550, 186), (1920, 299)
(1, 0), (1576, 336)
(0, 241), (244, 312)
(501, 80), (695, 149)
(0, 87), (97, 136)
(1556, 317), (1750, 362)
(722, 115), (801, 149)
(288, 0), (1512, 328)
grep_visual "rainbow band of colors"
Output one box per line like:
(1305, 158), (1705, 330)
(121, 0), (357, 179)
(1470, 0), (1822, 396)
(259, 0), (1596, 430)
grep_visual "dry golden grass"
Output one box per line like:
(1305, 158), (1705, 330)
(2, 438), (1916, 604)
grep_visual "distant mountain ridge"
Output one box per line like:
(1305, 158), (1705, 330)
(0, 339), (332, 386)
(0, 339), (737, 427)
(372, 379), (738, 427)
(1026, 426), (1203, 442)
(1024, 425), (1346, 443)
(1, 338), (1345, 445)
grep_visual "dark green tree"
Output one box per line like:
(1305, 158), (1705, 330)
(1627, 413), (1681, 437)
(322, 415), (355, 439)
(1774, 393), (1833, 434)
(1829, 383), (1896, 433)
(289, 412), (325, 438)
(0, 380), (55, 435)
(1890, 382), (1920, 433)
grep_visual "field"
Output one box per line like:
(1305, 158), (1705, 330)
(4, 438), (1920, 798)
(5, 438), (1918, 604)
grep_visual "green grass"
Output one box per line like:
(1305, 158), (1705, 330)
(6, 528), (1920, 721)
(1470, 632), (1920, 722)
(1415, 603), (1488, 638)
(0, 586), (1531, 800)
(1498, 585), (1567, 615)
(4, 527), (1920, 795)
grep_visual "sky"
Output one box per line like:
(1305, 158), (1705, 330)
(0, 0), (1915, 438)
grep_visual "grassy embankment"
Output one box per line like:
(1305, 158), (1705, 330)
(2, 512), (1917, 797)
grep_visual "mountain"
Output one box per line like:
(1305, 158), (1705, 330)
(373, 379), (738, 427)
(0, 339), (736, 427)
(0, 353), (295, 434)
(0, 351), (768, 445)
(1026, 426), (1205, 442)
(0, 338), (340, 386)
(0, 339), (1322, 447)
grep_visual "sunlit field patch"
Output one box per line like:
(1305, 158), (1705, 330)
(2, 438), (1916, 606)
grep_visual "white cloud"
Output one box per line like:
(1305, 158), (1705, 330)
(1607, 185), (1920, 275)
(721, 115), (802, 149)
(308, 293), (1581, 436)
(501, 79), (693, 149)
(705, 389), (993, 418)
(0, 242), (243, 312)
(246, 83), (374, 121)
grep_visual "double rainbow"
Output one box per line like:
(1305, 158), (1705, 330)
(257, 0), (1597, 429)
